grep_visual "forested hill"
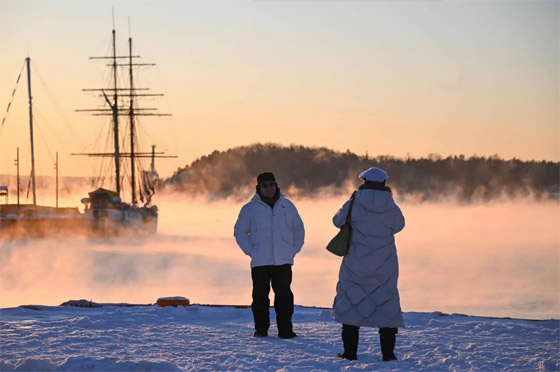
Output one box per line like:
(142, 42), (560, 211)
(160, 143), (559, 201)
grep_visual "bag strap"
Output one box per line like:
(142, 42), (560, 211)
(345, 191), (357, 225)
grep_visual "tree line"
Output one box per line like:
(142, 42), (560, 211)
(159, 143), (559, 201)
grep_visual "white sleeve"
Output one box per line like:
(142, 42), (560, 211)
(391, 205), (405, 234)
(291, 205), (305, 253)
(233, 204), (253, 256)
(332, 198), (352, 228)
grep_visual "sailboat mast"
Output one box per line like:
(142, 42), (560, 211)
(151, 145), (156, 172)
(55, 152), (59, 208)
(26, 57), (37, 205)
(129, 37), (136, 206)
(111, 29), (121, 197)
(74, 24), (173, 209)
(16, 147), (20, 207)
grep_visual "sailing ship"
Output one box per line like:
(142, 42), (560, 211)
(0, 58), (84, 239)
(1, 27), (174, 239)
(75, 27), (174, 236)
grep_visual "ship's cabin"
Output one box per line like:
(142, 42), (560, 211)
(81, 188), (122, 210)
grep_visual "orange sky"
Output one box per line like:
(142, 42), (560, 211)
(1, 1), (558, 179)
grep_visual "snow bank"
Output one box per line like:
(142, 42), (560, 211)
(1, 305), (558, 371)
(1, 357), (181, 371)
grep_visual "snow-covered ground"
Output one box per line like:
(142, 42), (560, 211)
(1, 303), (558, 371)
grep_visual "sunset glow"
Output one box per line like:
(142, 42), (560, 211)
(1, 1), (558, 179)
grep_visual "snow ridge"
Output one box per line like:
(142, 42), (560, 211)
(1, 305), (558, 371)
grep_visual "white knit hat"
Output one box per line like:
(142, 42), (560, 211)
(358, 167), (388, 182)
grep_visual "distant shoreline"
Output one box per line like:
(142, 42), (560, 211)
(8, 303), (559, 322)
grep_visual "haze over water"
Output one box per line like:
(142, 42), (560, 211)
(0, 194), (558, 320)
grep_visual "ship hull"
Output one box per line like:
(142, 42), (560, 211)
(0, 217), (88, 239)
(84, 205), (158, 237)
(0, 204), (158, 240)
(0, 204), (87, 239)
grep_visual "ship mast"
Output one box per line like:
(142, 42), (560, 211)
(111, 29), (121, 197)
(74, 26), (174, 206)
(26, 57), (37, 205)
(16, 147), (20, 206)
(128, 37), (136, 205)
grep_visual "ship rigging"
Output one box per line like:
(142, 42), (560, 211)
(74, 26), (176, 234)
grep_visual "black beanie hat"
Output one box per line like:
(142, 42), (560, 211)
(257, 172), (276, 184)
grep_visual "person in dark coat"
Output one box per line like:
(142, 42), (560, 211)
(332, 167), (405, 361)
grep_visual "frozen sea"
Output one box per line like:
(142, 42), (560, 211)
(2, 197), (558, 319)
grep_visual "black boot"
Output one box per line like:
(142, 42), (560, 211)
(253, 330), (268, 337)
(379, 328), (398, 361)
(278, 330), (297, 339)
(337, 324), (359, 361)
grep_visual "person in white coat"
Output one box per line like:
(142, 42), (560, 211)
(234, 172), (305, 339)
(332, 167), (405, 361)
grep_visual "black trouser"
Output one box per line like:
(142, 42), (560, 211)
(342, 324), (398, 356)
(251, 264), (294, 333)
(343, 324), (398, 335)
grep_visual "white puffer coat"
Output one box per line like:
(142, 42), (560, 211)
(234, 193), (305, 268)
(332, 189), (405, 328)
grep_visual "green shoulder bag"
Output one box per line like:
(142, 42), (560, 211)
(326, 191), (357, 256)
